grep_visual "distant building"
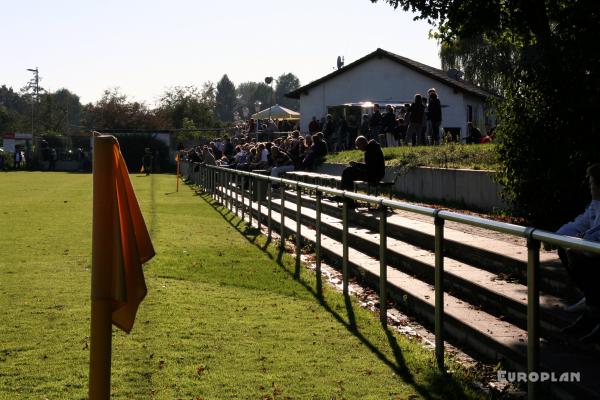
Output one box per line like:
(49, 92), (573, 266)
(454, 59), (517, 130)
(286, 48), (496, 141)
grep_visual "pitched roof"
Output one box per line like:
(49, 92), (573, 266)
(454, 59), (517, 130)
(286, 48), (495, 100)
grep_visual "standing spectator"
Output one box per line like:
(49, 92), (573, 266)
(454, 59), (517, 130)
(393, 118), (408, 145)
(360, 114), (370, 139)
(407, 94), (425, 146)
(369, 103), (382, 140)
(322, 114), (336, 149)
(49, 148), (57, 171)
(283, 119), (292, 132)
(337, 116), (348, 152)
(308, 116), (319, 134)
(76, 148), (85, 171)
(142, 148), (153, 176)
(381, 105), (397, 147)
(427, 89), (443, 145)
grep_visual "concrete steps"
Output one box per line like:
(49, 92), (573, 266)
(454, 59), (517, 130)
(209, 182), (600, 399)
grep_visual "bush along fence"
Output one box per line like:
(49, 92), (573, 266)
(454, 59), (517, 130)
(181, 161), (600, 400)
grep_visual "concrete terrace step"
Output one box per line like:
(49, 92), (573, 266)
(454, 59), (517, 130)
(219, 189), (600, 399)
(265, 192), (575, 337)
(284, 191), (570, 298)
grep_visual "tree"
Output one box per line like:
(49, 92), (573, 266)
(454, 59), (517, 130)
(275, 73), (300, 111)
(439, 35), (516, 96)
(215, 74), (236, 122)
(82, 88), (163, 130)
(38, 89), (82, 135)
(236, 82), (273, 116)
(157, 84), (218, 129)
(0, 85), (29, 132)
(371, 0), (600, 228)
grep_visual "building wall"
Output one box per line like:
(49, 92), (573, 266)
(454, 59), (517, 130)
(298, 57), (486, 139)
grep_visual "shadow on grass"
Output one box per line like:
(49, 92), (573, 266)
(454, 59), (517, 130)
(198, 191), (473, 400)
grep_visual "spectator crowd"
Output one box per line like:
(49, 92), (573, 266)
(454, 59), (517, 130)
(181, 130), (328, 178)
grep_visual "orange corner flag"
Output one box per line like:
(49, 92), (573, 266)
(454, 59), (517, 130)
(89, 135), (155, 399)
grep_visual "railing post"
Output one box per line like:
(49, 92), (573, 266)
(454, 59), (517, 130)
(240, 175), (246, 221)
(212, 168), (216, 199)
(267, 180), (272, 239)
(527, 230), (540, 400)
(235, 173), (240, 216)
(218, 169), (222, 203)
(434, 210), (445, 371)
(248, 175), (253, 226)
(225, 170), (230, 209)
(342, 194), (349, 295)
(256, 176), (262, 230)
(379, 201), (387, 322)
(280, 183), (285, 247)
(295, 183), (302, 278)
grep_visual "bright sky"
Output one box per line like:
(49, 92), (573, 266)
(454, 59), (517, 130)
(2, 0), (440, 106)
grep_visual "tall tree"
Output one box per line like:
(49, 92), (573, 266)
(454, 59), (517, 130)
(371, 0), (600, 228)
(38, 89), (82, 134)
(215, 74), (236, 122)
(236, 82), (273, 116)
(275, 73), (300, 111)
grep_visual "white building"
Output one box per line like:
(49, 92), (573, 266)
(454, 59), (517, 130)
(286, 48), (496, 141)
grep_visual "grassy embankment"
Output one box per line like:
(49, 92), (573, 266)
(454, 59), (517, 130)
(0, 172), (488, 399)
(325, 143), (499, 171)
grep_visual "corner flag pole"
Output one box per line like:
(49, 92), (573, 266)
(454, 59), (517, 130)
(89, 136), (116, 399)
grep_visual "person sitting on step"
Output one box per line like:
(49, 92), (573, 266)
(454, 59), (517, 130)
(338, 135), (385, 208)
(557, 163), (600, 343)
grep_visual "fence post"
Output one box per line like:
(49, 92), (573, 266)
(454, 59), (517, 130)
(241, 175), (246, 221)
(342, 195), (349, 296)
(379, 201), (387, 322)
(256, 176), (262, 230)
(267, 180), (272, 239)
(235, 173), (240, 216)
(280, 183), (285, 247)
(526, 229), (540, 400)
(434, 210), (445, 371)
(295, 183), (302, 278)
(248, 175), (253, 226)
(225, 170), (230, 209)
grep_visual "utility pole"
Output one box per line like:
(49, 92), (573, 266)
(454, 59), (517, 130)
(26, 67), (40, 136)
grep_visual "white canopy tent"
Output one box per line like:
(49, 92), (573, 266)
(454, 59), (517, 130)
(251, 104), (300, 120)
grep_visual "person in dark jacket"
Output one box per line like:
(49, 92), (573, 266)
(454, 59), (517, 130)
(427, 89), (442, 145)
(381, 104), (397, 147)
(340, 136), (385, 208)
(369, 103), (382, 139)
(407, 94), (425, 146)
(322, 114), (336, 147)
(300, 132), (328, 170)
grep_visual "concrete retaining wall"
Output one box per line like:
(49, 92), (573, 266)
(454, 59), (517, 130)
(315, 163), (507, 211)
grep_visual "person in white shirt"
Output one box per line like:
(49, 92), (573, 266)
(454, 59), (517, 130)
(557, 163), (600, 342)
